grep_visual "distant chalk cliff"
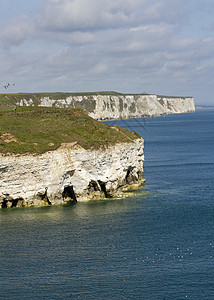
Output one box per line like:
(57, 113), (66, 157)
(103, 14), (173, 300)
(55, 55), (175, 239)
(16, 93), (195, 120)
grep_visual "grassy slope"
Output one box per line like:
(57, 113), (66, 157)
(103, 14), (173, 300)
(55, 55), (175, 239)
(0, 107), (140, 154)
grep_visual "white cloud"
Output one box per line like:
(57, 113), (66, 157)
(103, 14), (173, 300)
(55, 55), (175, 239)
(37, 0), (146, 31)
(0, 0), (214, 103)
(37, 0), (186, 33)
(0, 15), (34, 48)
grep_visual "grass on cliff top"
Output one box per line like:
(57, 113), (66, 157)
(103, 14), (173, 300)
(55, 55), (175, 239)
(0, 107), (141, 154)
(0, 91), (192, 109)
(0, 91), (151, 108)
(0, 92), (123, 107)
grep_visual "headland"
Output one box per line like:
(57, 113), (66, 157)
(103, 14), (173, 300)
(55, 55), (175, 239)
(0, 91), (195, 209)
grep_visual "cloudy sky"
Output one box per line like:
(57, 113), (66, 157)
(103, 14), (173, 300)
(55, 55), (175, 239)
(0, 0), (214, 104)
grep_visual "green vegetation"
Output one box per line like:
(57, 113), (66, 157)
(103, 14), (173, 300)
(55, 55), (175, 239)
(0, 107), (140, 154)
(0, 91), (124, 108)
(0, 91), (152, 110)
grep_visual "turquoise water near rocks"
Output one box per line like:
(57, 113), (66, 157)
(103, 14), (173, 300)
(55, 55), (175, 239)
(0, 110), (214, 299)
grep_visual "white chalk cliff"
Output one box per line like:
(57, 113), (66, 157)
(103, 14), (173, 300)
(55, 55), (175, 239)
(17, 94), (195, 120)
(0, 139), (144, 208)
(1, 93), (195, 209)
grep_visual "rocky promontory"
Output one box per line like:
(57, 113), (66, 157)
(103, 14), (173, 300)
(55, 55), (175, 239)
(0, 107), (144, 209)
(0, 91), (195, 209)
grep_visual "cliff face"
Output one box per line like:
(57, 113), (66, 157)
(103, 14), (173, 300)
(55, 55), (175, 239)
(0, 139), (144, 209)
(0, 93), (194, 209)
(17, 94), (195, 120)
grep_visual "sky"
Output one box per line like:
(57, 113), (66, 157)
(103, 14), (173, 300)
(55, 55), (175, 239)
(0, 0), (214, 104)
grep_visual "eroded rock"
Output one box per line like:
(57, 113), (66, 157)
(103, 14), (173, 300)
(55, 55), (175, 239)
(17, 94), (195, 120)
(0, 138), (144, 208)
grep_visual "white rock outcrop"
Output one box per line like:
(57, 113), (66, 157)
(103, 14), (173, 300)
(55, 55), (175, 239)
(0, 139), (144, 208)
(17, 94), (195, 120)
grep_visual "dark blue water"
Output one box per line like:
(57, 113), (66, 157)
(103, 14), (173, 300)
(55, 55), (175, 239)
(0, 110), (214, 300)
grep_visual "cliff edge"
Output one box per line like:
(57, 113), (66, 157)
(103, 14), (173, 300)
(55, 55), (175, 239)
(0, 107), (144, 209)
(0, 92), (195, 120)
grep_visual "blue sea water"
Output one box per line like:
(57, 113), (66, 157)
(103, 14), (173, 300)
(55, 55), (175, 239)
(0, 110), (214, 300)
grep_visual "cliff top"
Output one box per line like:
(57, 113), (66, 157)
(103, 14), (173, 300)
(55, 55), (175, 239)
(0, 91), (144, 108)
(0, 107), (140, 154)
(0, 91), (193, 109)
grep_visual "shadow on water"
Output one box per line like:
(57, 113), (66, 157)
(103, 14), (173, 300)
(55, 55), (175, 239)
(0, 187), (152, 224)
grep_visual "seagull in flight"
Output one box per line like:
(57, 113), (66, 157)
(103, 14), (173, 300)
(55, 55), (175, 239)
(2, 82), (15, 90)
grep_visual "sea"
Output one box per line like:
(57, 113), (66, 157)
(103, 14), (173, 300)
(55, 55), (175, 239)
(0, 109), (214, 300)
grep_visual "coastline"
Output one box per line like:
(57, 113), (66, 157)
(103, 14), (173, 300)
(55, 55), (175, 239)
(0, 92), (195, 208)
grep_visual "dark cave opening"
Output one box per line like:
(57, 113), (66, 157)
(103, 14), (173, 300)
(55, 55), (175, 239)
(1, 197), (24, 209)
(1, 199), (7, 209)
(98, 180), (110, 198)
(88, 180), (100, 192)
(62, 186), (77, 203)
(125, 167), (134, 184)
(11, 199), (19, 208)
